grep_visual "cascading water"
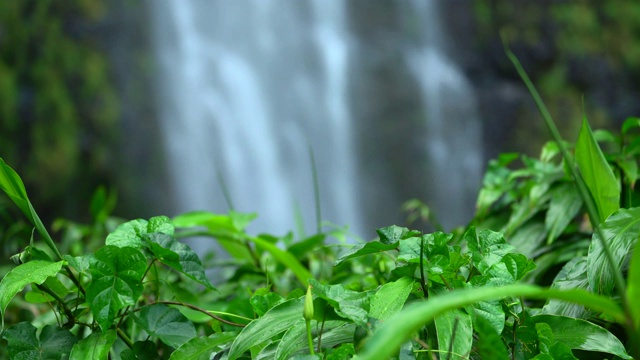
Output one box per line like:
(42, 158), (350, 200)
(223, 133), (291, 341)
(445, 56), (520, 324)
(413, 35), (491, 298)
(404, 0), (483, 229)
(148, 1), (363, 250)
(147, 1), (482, 248)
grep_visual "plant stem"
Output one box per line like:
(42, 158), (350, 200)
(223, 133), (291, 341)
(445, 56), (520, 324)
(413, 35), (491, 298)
(154, 300), (247, 327)
(308, 144), (322, 235)
(306, 319), (315, 356)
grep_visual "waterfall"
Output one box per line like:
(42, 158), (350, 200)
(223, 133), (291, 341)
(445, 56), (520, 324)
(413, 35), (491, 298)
(404, 0), (483, 229)
(147, 1), (482, 245)
(148, 1), (363, 246)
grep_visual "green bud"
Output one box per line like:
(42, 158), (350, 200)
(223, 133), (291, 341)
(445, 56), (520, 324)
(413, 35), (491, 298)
(303, 285), (314, 321)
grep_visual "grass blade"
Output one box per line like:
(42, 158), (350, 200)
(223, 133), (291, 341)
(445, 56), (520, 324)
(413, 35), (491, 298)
(357, 284), (624, 360)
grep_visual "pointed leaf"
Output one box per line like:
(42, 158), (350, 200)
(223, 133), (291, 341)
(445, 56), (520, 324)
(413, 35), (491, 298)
(133, 304), (196, 349)
(228, 298), (304, 360)
(105, 219), (148, 249)
(334, 241), (397, 266)
(532, 314), (631, 359)
(587, 207), (640, 295)
(0, 260), (65, 329)
(146, 233), (216, 290)
(575, 115), (620, 223)
(369, 277), (414, 321)
(2, 322), (77, 360)
(0, 158), (62, 259)
(249, 235), (312, 286)
(86, 246), (147, 331)
(69, 329), (117, 360)
(147, 215), (175, 235)
(376, 225), (419, 245)
(170, 332), (237, 360)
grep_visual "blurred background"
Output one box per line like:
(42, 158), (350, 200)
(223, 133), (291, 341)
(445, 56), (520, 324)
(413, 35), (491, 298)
(1, 0), (639, 249)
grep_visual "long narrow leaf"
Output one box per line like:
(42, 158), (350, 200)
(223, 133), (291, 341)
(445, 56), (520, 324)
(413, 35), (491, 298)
(249, 236), (312, 286)
(0, 158), (62, 259)
(575, 115), (620, 222)
(357, 284), (624, 360)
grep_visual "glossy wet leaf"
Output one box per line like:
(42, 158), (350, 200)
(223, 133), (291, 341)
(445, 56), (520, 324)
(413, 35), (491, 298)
(357, 284), (625, 360)
(69, 329), (116, 360)
(228, 298), (304, 360)
(86, 246), (146, 331)
(532, 314), (631, 359)
(133, 304), (196, 349)
(105, 219), (148, 249)
(146, 233), (216, 290)
(170, 332), (237, 360)
(587, 207), (640, 296)
(575, 115), (620, 223)
(250, 288), (284, 317)
(376, 225), (419, 244)
(543, 257), (589, 318)
(309, 279), (370, 326)
(0, 260), (65, 329)
(2, 322), (77, 360)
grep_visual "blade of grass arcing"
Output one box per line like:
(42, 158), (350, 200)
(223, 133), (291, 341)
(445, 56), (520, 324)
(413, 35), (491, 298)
(503, 39), (639, 351)
(216, 168), (235, 211)
(308, 144), (322, 235)
(357, 284), (626, 360)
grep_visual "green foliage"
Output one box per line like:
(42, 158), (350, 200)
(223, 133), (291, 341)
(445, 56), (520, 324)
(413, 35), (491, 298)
(2, 60), (640, 358)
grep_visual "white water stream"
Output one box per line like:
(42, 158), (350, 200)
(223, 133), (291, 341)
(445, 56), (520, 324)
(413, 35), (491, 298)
(148, 1), (482, 246)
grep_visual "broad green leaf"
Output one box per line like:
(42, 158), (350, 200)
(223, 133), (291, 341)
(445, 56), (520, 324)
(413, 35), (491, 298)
(548, 342), (578, 360)
(545, 183), (583, 244)
(434, 309), (472, 360)
(147, 215), (175, 235)
(228, 298), (304, 360)
(471, 300), (504, 335)
(2, 322), (77, 360)
(105, 219), (148, 248)
(369, 277), (414, 321)
(0, 260), (65, 329)
(376, 225), (419, 244)
(536, 322), (554, 354)
(475, 316), (509, 360)
(334, 241), (397, 266)
(0, 158), (62, 259)
(466, 228), (514, 274)
(170, 332), (237, 360)
(575, 115), (620, 223)
(249, 235), (312, 286)
(69, 329), (116, 360)
(628, 241), (640, 328)
(542, 257), (589, 318)
(587, 207), (640, 296)
(531, 314), (632, 359)
(357, 284), (625, 360)
(146, 233), (216, 290)
(309, 279), (370, 326)
(132, 304), (196, 349)
(622, 116), (640, 134)
(250, 288), (285, 317)
(86, 246), (146, 331)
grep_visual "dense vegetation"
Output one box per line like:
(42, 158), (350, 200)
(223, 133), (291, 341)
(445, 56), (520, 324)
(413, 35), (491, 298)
(1, 51), (640, 359)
